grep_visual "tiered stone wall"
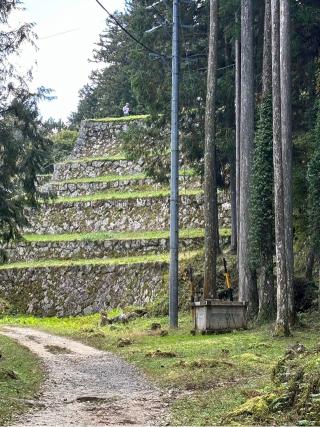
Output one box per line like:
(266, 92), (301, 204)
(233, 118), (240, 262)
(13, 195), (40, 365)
(53, 158), (143, 181)
(0, 262), (167, 316)
(0, 119), (232, 317)
(5, 237), (205, 262)
(26, 194), (209, 234)
(44, 175), (200, 197)
(71, 119), (143, 159)
(44, 178), (153, 197)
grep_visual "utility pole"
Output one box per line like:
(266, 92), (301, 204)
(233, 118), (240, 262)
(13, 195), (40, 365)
(169, 0), (180, 328)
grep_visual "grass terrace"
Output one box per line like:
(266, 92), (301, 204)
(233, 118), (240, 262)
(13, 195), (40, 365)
(51, 169), (197, 185)
(0, 250), (201, 270)
(57, 153), (127, 164)
(23, 228), (230, 243)
(51, 173), (146, 185)
(50, 188), (203, 204)
(88, 114), (150, 123)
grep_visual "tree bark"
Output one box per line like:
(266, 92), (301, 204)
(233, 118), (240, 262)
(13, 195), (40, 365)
(257, 0), (275, 321)
(235, 12), (241, 255)
(239, 0), (257, 315)
(271, 0), (290, 336)
(203, 0), (219, 299)
(306, 247), (315, 281)
(262, 0), (272, 96)
(230, 160), (237, 253)
(280, 0), (294, 326)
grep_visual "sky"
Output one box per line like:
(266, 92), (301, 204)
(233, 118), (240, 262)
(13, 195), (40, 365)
(13, 0), (124, 122)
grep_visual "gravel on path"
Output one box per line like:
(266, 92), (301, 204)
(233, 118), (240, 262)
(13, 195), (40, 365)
(1, 326), (169, 426)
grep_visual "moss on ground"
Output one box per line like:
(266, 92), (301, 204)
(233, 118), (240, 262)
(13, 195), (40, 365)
(1, 312), (320, 425)
(0, 335), (43, 425)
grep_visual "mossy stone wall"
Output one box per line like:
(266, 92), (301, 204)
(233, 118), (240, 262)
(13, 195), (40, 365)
(0, 262), (167, 316)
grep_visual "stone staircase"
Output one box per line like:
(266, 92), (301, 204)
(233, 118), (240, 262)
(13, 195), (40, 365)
(0, 118), (231, 316)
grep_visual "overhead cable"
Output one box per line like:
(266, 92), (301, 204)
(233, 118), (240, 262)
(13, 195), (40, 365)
(94, 0), (168, 60)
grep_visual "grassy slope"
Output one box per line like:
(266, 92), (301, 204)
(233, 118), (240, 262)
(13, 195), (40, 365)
(0, 250), (201, 270)
(51, 173), (146, 185)
(23, 228), (231, 243)
(51, 169), (195, 185)
(0, 312), (318, 425)
(88, 114), (150, 123)
(51, 188), (202, 204)
(57, 153), (127, 164)
(0, 335), (43, 425)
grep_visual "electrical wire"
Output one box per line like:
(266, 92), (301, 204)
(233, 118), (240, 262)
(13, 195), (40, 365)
(94, 0), (168, 60)
(39, 28), (81, 40)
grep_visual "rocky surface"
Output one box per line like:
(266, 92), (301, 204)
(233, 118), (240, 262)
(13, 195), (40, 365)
(72, 119), (144, 159)
(44, 177), (154, 197)
(5, 236), (205, 262)
(0, 262), (167, 316)
(53, 158), (144, 181)
(26, 194), (211, 234)
(43, 175), (200, 197)
(1, 327), (168, 426)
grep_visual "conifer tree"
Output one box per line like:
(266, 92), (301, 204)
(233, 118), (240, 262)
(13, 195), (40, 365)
(307, 100), (320, 263)
(0, 1), (50, 252)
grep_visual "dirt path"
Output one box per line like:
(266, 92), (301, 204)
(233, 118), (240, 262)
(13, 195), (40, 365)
(1, 327), (169, 426)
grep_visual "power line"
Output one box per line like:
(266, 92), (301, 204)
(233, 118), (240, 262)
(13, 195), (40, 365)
(94, 0), (168, 60)
(39, 28), (81, 40)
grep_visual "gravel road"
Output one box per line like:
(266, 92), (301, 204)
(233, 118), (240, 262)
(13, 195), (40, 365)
(1, 327), (168, 426)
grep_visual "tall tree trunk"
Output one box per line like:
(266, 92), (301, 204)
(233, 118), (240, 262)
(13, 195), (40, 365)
(262, 0), (272, 96)
(239, 0), (257, 315)
(280, 0), (294, 326)
(203, 0), (219, 299)
(306, 247), (315, 281)
(258, 248), (275, 321)
(257, 0), (275, 321)
(271, 0), (290, 336)
(235, 12), (241, 255)
(230, 160), (237, 253)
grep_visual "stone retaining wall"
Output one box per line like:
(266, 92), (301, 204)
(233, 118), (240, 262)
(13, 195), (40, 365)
(26, 194), (207, 234)
(0, 262), (167, 316)
(71, 120), (143, 159)
(5, 237), (205, 262)
(26, 194), (230, 234)
(52, 158), (143, 181)
(44, 178), (154, 197)
(37, 175), (52, 186)
(43, 176), (200, 197)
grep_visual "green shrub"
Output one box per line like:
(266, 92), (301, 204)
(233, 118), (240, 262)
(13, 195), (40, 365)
(50, 130), (78, 163)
